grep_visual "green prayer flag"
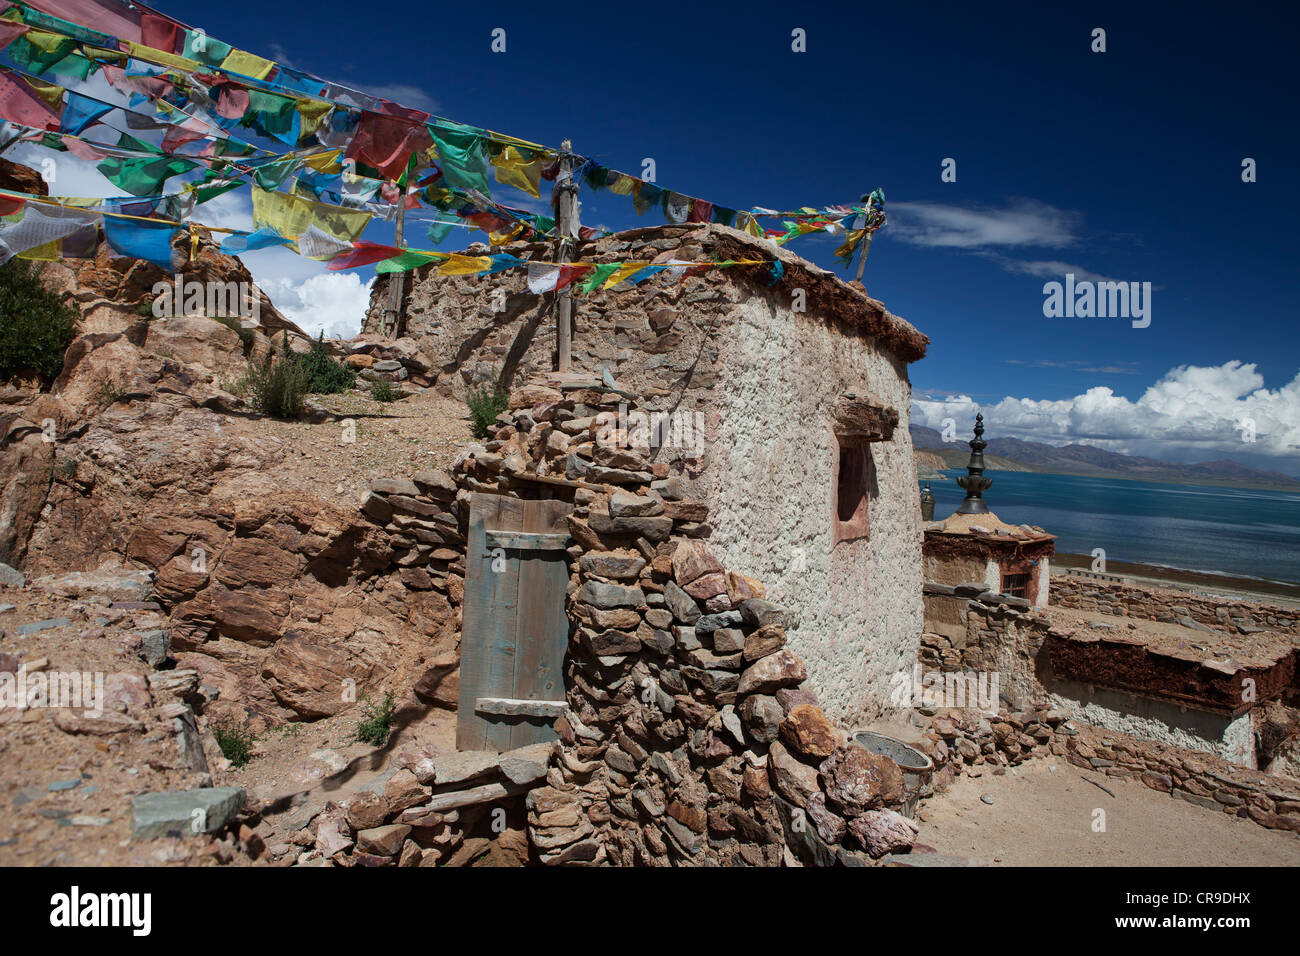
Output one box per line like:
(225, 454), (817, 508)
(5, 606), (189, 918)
(578, 263), (620, 295)
(97, 133), (197, 197)
(428, 121), (491, 195)
(376, 250), (442, 274)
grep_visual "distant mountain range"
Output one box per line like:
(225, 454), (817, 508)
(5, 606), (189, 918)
(910, 425), (1300, 491)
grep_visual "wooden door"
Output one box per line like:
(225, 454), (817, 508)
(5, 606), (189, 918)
(456, 493), (572, 752)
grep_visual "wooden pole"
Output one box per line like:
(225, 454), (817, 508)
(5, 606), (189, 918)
(853, 194), (874, 287)
(385, 177), (408, 338)
(555, 139), (578, 372)
(854, 233), (874, 286)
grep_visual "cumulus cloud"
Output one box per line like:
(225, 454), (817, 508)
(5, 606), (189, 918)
(912, 362), (1300, 469)
(244, 246), (373, 339)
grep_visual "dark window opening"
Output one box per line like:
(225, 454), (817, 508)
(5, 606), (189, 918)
(1002, 572), (1030, 598)
(833, 439), (871, 542)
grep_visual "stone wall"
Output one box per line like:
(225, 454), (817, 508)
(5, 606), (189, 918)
(1051, 573), (1300, 638)
(406, 383), (927, 865)
(914, 707), (1300, 834)
(920, 584), (1049, 710)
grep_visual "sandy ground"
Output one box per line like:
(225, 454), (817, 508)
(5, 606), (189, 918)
(1053, 554), (1300, 609)
(917, 758), (1300, 866)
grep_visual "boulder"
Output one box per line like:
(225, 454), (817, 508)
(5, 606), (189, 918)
(780, 704), (839, 760)
(737, 649), (807, 695)
(820, 746), (905, 816)
(847, 809), (918, 858)
(131, 786), (245, 838)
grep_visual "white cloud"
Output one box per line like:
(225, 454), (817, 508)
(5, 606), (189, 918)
(887, 199), (1122, 284)
(355, 83), (440, 116)
(889, 199), (1081, 250)
(912, 362), (1300, 467)
(245, 248), (374, 339)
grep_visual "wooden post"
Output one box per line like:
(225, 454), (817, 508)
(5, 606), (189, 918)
(555, 139), (578, 372)
(853, 193), (874, 287)
(385, 179), (408, 338)
(854, 233), (874, 286)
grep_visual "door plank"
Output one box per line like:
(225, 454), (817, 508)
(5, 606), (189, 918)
(509, 499), (573, 748)
(456, 494), (521, 750)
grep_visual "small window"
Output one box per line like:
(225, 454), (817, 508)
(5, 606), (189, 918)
(833, 439), (871, 542)
(1002, 572), (1030, 598)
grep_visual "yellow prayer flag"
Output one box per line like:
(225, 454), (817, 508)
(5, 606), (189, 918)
(18, 238), (60, 261)
(22, 74), (65, 112)
(251, 187), (371, 242)
(219, 49), (276, 80)
(303, 147), (343, 173)
(602, 262), (648, 289)
(490, 145), (540, 198)
(739, 213), (763, 238)
(126, 42), (199, 72)
(489, 222), (525, 246)
(437, 254), (492, 276)
(297, 101), (334, 142)
(608, 174), (637, 197)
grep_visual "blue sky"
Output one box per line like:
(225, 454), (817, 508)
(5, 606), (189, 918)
(11, 0), (1300, 472)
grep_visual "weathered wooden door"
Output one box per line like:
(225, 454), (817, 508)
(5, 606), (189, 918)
(456, 493), (572, 752)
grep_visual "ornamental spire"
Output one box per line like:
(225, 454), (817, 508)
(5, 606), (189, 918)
(955, 413), (992, 515)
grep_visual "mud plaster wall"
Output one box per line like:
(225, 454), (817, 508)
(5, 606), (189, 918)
(1045, 679), (1256, 767)
(366, 241), (924, 731)
(702, 293), (923, 729)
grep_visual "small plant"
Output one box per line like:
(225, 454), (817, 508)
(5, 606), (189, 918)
(355, 691), (397, 747)
(212, 719), (255, 769)
(243, 334), (310, 419)
(97, 377), (122, 407)
(466, 383), (509, 438)
(370, 379), (399, 403)
(136, 300), (155, 317)
(0, 259), (77, 386)
(297, 331), (356, 394)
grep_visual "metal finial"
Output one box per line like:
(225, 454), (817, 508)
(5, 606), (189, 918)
(956, 415), (992, 515)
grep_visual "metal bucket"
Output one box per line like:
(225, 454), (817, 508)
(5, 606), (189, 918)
(853, 731), (934, 818)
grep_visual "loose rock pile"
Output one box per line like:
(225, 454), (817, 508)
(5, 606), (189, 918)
(285, 741), (553, 866)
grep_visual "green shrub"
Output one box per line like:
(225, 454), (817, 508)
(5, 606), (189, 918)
(467, 383), (509, 438)
(244, 347), (310, 419)
(370, 379), (399, 403)
(0, 259), (77, 385)
(356, 691), (397, 747)
(296, 331), (356, 394)
(212, 720), (255, 769)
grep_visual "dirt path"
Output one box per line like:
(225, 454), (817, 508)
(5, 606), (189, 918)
(917, 758), (1300, 866)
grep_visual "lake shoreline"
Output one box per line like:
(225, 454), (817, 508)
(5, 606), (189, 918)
(1053, 552), (1300, 608)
